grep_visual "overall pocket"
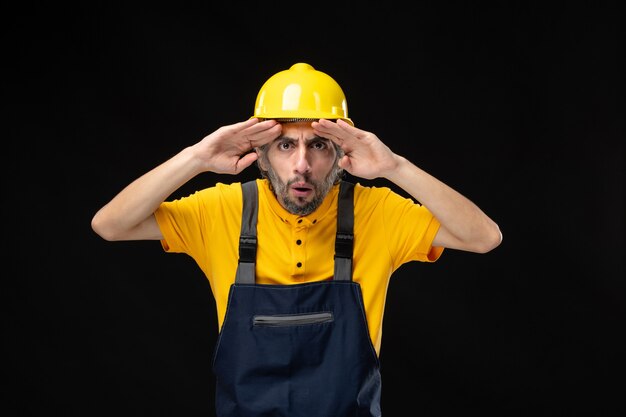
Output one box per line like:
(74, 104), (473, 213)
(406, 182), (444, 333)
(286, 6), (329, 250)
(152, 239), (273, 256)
(253, 311), (334, 327)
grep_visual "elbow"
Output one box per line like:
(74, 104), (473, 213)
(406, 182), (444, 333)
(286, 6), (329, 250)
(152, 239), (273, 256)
(91, 212), (119, 241)
(475, 225), (503, 254)
(435, 222), (502, 254)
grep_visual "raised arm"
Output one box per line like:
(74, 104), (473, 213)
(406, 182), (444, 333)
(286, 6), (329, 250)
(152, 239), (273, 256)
(312, 119), (502, 253)
(91, 118), (281, 241)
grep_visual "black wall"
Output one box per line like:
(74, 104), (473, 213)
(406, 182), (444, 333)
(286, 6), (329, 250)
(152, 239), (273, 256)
(5, 2), (624, 416)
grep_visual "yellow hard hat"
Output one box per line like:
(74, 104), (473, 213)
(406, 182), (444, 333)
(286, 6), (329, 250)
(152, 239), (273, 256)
(251, 63), (353, 126)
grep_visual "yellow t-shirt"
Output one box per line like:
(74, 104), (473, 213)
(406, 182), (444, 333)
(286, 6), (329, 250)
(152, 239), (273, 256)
(154, 179), (443, 355)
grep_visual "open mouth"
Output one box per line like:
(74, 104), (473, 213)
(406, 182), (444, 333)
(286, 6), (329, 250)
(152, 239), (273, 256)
(290, 182), (313, 198)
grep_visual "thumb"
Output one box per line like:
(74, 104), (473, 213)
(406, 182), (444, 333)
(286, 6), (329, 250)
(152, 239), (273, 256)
(337, 155), (351, 171)
(235, 152), (259, 173)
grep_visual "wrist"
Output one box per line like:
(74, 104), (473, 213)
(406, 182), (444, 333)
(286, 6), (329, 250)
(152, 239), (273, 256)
(383, 154), (408, 182)
(175, 145), (207, 176)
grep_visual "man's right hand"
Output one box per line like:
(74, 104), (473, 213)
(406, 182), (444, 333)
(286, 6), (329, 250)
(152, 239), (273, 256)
(191, 118), (281, 175)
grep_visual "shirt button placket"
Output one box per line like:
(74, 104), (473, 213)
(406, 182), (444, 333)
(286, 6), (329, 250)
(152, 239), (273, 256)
(293, 219), (306, 275)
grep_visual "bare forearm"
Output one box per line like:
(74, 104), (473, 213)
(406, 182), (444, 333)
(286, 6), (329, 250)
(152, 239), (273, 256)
(312, 119), (502, 252)
(91, 119), (280, 241)
(91, 146), (202, 241)
(386, 156), (502, 253)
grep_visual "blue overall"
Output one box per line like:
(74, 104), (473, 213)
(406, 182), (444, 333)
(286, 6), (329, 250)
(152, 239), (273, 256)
(212, 181), (382, 417)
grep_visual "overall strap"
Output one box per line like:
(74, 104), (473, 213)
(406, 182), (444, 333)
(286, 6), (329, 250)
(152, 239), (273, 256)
(235, 181), (258, 284)
(333, 181), (355, 281)
(234, 180), (355, 284)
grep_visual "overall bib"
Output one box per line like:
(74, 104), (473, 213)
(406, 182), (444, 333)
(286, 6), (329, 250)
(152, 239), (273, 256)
(212, 181), (382, 417)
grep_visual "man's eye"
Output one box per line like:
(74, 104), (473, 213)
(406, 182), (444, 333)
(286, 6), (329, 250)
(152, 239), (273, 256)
(279, 142), (291, 150)
(312, 142), (326, 150)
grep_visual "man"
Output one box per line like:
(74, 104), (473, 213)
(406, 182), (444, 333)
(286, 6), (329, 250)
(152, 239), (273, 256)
(92, 63), (502, 417)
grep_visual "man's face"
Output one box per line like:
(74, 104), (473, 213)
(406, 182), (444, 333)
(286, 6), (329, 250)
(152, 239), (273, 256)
(257, 121), (343, 216)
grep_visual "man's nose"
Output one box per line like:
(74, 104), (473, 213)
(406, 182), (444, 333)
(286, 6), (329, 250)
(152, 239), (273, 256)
(294, 146), (311, 174)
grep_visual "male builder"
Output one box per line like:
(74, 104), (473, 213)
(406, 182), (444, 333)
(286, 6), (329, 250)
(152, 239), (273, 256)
(92, 62), (502, 416)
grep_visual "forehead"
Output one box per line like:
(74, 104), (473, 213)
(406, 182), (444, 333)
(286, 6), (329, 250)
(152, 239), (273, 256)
(278, 121), (316, 140)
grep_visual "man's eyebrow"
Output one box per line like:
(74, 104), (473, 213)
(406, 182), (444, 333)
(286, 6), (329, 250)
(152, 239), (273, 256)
(275, 135), (328, 143)
(307, 136), (329, 144)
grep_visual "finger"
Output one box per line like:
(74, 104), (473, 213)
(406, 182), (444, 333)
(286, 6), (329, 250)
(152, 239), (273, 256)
(235, 152), (259, 173)
(230, 119), (277, 139)
(320, 119), (364, 141)
(315, 129), (344, 148)
(314, 119), (342, 134)
(336, 119), (369, 140)
(242, 119), (278, 134)
(216, 119), (260, 139)
(335, 119), (354, 130)
(312, 120), (345, 145)
(248, 123), (281, 147)
(233, 118), (261, 132)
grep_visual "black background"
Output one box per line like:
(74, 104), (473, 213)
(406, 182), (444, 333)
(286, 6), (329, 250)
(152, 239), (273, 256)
(4, 2), (624, 416)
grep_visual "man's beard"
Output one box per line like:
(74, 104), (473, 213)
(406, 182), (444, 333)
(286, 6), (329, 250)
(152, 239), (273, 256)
(265, 165), (343, 216)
